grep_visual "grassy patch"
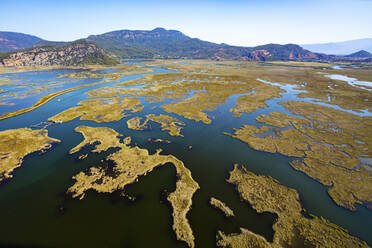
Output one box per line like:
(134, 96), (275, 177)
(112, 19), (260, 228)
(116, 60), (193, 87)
(0, 128), (60, 182)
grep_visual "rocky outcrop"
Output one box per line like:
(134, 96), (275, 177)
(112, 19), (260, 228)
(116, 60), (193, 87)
(0, 40), (118, 66)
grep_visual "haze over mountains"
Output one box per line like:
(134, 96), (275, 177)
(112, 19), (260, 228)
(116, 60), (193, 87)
(0, 28), (371, 66)
(301, 38), (372, 55)
(345, 50), (372, 58)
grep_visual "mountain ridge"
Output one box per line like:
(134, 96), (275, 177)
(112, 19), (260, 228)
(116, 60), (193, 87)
(0, 31), (42, 53)
(86, 27), (326, 61)
(1, 29), (371, 65)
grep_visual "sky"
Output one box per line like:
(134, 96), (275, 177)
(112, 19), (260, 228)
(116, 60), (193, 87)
(0, 0), (371, 46)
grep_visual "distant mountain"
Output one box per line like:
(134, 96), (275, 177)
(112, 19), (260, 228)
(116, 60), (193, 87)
(0, 31), (42, 53)
(87, 28), (325, 61)
(301, 38), (372, 55)
(0, 40), (118, 66)
(345, 50), (372, 58)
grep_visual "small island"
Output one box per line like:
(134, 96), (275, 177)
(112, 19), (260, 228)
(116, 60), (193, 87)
(67, 126), (199, 248)
(210, 197), (234, 217)
(127, 114), (185, 137)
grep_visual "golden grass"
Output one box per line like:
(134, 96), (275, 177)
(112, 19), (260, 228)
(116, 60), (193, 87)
(0, 128), (60, 182)
(210, 197), (234, 217)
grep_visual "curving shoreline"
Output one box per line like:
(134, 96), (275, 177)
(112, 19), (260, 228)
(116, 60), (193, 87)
(0, 65), (155, 121)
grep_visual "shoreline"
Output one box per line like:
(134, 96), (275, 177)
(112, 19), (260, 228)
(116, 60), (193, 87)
(0, 77), (118, 121)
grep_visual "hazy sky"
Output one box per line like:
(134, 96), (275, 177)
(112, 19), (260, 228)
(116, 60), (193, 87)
(1, 0), (371, 46)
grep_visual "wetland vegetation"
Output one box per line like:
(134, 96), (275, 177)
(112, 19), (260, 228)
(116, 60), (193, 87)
(226, 100), (372, 211)
(217, 164), (369, 248)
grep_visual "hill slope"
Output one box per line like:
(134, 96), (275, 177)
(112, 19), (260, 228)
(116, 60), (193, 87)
(0, 40), (118, 66)
(0, 31), (42, 53)
(301, 38), (372, 55)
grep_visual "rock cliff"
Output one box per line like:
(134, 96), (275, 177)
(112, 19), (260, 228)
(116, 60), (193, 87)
(0, 40), (118, 66)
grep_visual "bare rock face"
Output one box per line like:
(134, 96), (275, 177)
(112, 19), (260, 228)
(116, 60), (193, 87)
(0, 40), (118, 66)
(251, 50), (272, 60)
